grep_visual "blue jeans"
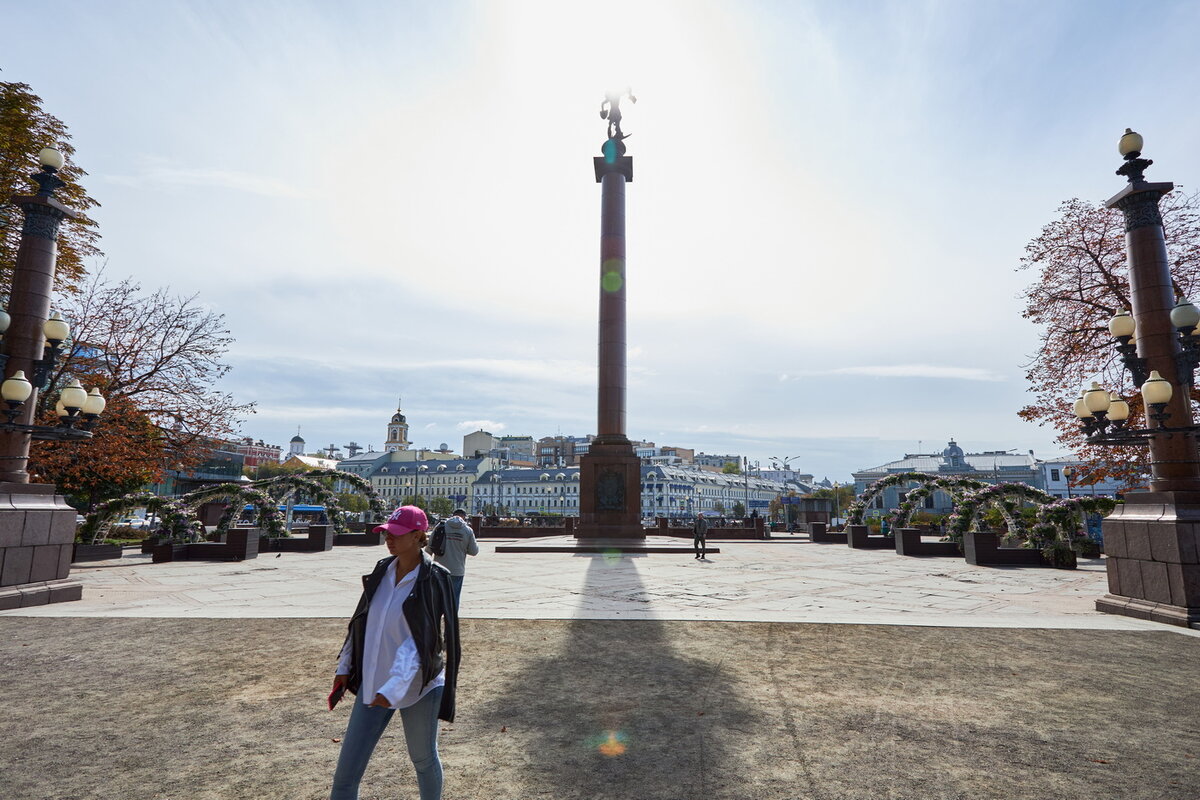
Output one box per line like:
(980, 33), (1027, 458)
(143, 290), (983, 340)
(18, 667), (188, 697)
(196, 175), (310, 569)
(330, 685), (444, 800)
(449, 575), (463, 608)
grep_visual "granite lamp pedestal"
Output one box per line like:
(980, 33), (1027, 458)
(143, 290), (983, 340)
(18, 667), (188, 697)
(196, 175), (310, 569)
(1097, 492), (1200, 627)
(0, 484), (83, 609)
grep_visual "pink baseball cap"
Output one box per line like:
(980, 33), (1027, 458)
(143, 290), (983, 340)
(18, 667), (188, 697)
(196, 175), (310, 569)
(373, 505), (429, 537)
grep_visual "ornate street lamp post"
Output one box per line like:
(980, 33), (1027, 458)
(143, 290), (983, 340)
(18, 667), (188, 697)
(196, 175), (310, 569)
(1, 148), (108, 608)
(1078, 130), (1200, 627)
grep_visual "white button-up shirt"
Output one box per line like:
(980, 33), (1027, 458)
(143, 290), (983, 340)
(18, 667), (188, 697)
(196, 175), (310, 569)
(338, 559), (445, 710)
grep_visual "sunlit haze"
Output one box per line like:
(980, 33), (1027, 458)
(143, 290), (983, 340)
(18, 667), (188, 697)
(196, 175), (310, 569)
(5, 0), (1200, 478)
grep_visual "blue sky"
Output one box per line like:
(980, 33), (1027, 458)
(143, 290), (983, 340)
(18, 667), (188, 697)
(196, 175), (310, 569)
(4, 0), (1200, 479)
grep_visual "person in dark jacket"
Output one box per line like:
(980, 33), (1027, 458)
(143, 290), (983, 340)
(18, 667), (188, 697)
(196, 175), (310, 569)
(693, 513), (709, 559)
(328, 505), (460, 800)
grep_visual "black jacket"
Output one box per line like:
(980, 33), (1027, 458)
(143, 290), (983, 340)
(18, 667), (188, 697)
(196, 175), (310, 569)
(339, 551), (460, 722)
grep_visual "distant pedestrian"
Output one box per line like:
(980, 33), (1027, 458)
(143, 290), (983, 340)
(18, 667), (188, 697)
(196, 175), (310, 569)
(427, 508), (478, 607)
(693, 514), (709, 559)
(328, 505), (460, 800)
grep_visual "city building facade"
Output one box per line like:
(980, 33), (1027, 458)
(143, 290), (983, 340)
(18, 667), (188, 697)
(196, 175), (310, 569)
(1038, 459), (1131, 499)
(232, 437), (282, 470)
(471, 464), (788, 519)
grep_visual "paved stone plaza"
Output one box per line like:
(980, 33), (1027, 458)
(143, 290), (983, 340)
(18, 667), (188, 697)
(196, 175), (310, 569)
(1, 536), (1189, 632)
(2, 538), (1197, 800)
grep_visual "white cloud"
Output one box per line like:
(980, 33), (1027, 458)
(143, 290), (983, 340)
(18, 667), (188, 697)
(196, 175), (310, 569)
(834, 365), (1007, 382)
(457, 420), (506, 433)
(105, 164), (310, 198)
(781, 365), (1006, 382)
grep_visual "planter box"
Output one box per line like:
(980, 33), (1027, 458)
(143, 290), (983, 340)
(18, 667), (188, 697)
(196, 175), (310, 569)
(847, 524), (893, 549)
(151, 543), (189, 563)
(895, 528), (961, 557)
(158, 529), (261, 562)
(266, 525), (335, 553)
(809, 523), (848, 544)
(71, 543), (123, 562)
(963, 531), (1045, 567)
(334, 530), (384, 546)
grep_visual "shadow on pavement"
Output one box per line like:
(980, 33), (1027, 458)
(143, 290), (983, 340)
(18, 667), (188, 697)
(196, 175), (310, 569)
(464, 553), (772, 800)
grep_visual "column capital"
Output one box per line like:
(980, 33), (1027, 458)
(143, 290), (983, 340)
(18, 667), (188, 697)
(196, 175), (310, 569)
(594, 156), (633, 183)
(9, 193), (78, 242)
(1105, 181), (1174, 232)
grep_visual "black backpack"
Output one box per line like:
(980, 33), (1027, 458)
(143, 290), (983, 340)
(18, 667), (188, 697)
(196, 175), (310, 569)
(430, 521), (447, 556)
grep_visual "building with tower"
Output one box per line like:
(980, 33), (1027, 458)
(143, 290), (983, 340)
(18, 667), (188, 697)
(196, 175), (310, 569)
(289, 431), (305, 457)
(385, 399), (411, 453)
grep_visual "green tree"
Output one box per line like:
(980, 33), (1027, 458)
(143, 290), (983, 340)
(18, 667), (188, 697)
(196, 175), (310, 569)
(1, 81), (102, 294)
(713, 500), (726, 515)
(402, 494), (428, 510)
(767, 496), (783, 521)
(731, 501), (746, 518)
(810, 484), (855, 511)
(721, 461), (741, 474)
(337, 492), (370, 514)
(429, 497), (454, 518)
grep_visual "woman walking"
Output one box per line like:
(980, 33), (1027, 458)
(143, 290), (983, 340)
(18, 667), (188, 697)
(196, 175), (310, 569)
(328, 505), (460, 800)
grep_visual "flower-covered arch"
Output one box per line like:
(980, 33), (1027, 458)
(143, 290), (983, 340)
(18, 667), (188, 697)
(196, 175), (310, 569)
(82, 493), (204, 544)
(248, 474), (350, 534)
(846, 472), (988, 526)
(886, 477), (990, 529)
(299, 468), (386, 521)
(1028, 496), (1118, 548)
(182, 483), (286, 537)
(946, 483), (1057, 542)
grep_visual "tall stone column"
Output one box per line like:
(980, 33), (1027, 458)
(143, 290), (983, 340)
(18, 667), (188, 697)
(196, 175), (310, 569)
(0, 160), (83, 608)
(1096, 142), (1200, 627)
(576, 92), (644, 540)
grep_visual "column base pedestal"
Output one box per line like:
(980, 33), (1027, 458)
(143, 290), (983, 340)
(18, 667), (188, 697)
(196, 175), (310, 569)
(1095, 593), (1200, 628)
(576, 440), (644, 540)
(1096, 490), (1200, 629)
(0, 577), (82, 610)
(0, 483), (83, 610)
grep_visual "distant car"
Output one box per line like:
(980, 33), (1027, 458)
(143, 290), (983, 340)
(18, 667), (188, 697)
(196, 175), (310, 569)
(75, 514), (86, 526)
(118, 517), (151, 530)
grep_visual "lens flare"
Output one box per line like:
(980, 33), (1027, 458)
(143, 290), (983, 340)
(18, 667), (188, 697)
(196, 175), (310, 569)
(601, 547), (622, 564)
(602, 271), (623, 293)
(588, 729), (628, 757)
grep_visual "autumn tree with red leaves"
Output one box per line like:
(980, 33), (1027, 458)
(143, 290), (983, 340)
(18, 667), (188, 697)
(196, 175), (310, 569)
(28, 273), (255, 507)
(1017, 190), (1200, 487)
